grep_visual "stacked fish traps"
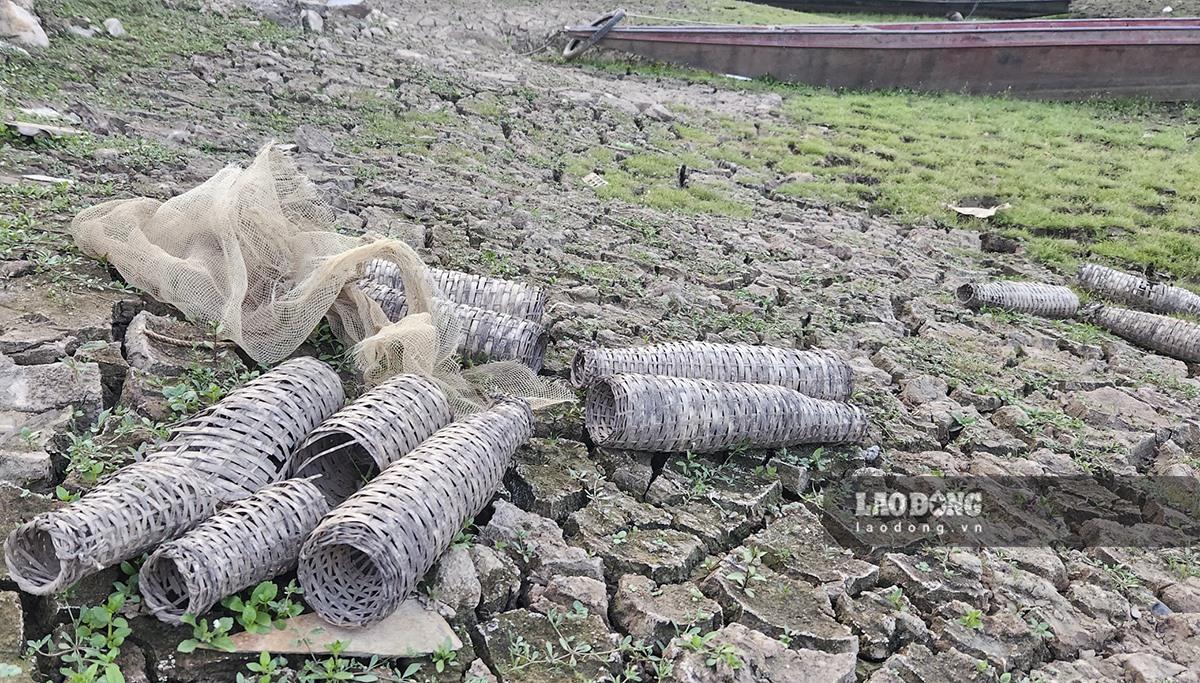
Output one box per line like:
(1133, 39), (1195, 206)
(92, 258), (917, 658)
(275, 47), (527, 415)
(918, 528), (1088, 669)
(576, 342), (868, 454)
(1075, 263), (1200, 363)
(362, 259), (549, 370)
(4, 358), (344, 595)
(299, 398), (534, 626)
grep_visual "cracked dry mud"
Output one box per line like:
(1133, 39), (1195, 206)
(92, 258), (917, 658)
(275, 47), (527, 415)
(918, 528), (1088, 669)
(3, 0), (1200, 682)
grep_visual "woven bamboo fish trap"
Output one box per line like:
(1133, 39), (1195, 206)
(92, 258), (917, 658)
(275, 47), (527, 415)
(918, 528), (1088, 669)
(4, 462), (218, 595)
(956, 282), (1079, 319)
(361, 283), (548, 371)
(293, 374), (453, 505)
(139, 478), (329, 624)
(1078, 263), (1200, 317)
(298, 398), (534, 627)
(365, 259), (547, 322)
(1090, 305), (1200, 363)
(585, 374), (868, 453)
(570, 342), (854, 400)
(149, 357), (345, 502)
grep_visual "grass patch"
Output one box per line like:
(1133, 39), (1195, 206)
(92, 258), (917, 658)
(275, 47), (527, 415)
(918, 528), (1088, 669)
(0, 0), (297, 109)
(568, 47), (1200, 278)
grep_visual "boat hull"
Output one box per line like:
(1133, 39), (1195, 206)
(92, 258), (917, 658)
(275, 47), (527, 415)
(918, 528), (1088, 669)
(747, 0), (1070, 19)
(564, 19), (1200, 100)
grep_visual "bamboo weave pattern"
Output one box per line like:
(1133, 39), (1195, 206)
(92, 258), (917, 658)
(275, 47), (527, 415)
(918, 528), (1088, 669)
(298, 398), (534, 627)
(4, 463), (218, 595)
(571, 342), (853, 400)
(1091, 305), (1200, 363)
(365, 259), (547, 322)
(362, 283), (548, 371)
(293, 374), (453, 505)
(956, 281), (1079, 319)
(585, 374), (868, 453)
(140, 478), (330, 624)
(1078, 263), (1200, 317)
(147, 357), (345, 502)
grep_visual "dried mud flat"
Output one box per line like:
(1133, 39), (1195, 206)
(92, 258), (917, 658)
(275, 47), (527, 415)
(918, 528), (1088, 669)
(3, 1), (1200, 682)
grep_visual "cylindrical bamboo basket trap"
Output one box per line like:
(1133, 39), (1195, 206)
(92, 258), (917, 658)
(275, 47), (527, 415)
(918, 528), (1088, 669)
(1078, 263), (1200, 317)
(298, 398), (534, 627)
(364, 259), (547, 322)
(956, 282), (1079, 319)
(585, 374), (868, 453)
(140, 478), (330, 624)
(361, 283), (548, 371)
(3, 357), (344, 595)
(293, 374), (453, 505)
(4, 463), (218, 595)
(1090, 305), (1200, 363)
(149, 357), (345, 502)
(570, 342), (854, 400)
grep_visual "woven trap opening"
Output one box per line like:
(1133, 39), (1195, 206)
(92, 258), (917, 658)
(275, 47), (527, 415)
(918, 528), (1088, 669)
(569, 349), (591, 387)
(584, 378), (619, 444)
(294, 434), (379, 506)
(302, 542), (387, 626)
(4, 526), (65, 592)
(140, 554), (192, 621)
(955, 284), (977, 304)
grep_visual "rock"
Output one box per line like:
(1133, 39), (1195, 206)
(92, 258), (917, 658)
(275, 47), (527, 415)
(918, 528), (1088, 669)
(73, 341), (128, 408)
(464, 659), (497, 683)
(592, 448), (654, 498)
(225, 601), (460, 656)
(124, 311), (241, 377)
(469, 544), (519, 619)
(1065, 386), (1170, 432)
(504, 438), (599, 524)
(932, 599), (1048, 672)
(986, 563), (1115, 658)
(528, 575), (608, 626)
(299, 7), (323, 32)
(869, 643), (987, 682)
(880, 552), (988, 614)
(667, 498), (758, 554)
(643, 104), (674, 122)
(645, 453), (781, 520)
(702, 557), (857, 654)
(1117, 653), (1188, 683)
(0, 0), (47, 48)
(0, 353), (102, 423)
(102, 17), (125, 38)
(427, 546), (481, 623)
(746, 505), (878, 597)
(325, 0), (369, 18)
(900, 374), (948, 405)
(0, 406), (69, 489)
(583, 526), (705, 584)
(0, 592), (23, 656)
(475, 609), (619, 682)
(612, 574), (721, 649)
(295, 124), (335, 156)
(1161, 577), (1200, 613)
(359, 206), (425, 250)
(980, 232), (1020, 254)
(115, 642), (150, 683)
(480, 500), (603, 583)
(833, 587), (929, 661)
(662, 623), (856, 683)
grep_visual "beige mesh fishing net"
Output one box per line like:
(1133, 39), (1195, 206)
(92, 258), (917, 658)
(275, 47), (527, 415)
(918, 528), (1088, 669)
(72, 144), (572, 413)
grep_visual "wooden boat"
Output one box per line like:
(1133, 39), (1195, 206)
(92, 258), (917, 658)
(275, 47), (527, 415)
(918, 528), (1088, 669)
(747, 0), (1070, 19)
(562, 15), (1200, 100)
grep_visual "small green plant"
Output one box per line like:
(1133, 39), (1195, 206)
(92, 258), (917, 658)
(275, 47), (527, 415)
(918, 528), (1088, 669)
(238, 652), (287, 683)
(1027, 618), (1053, 640)
(222, 580), (304, 634)
(885, 586), (905, 611)
(30, 590), (133, 683)
(610, 529), (629, 545)
(298, 640), (381, 682)
(431, 639), (458, 673)
(178, 614), (235, 653)
(55, 485), (81, 502)
(452, 519), (477, 548)
(959, 608), (984, 631)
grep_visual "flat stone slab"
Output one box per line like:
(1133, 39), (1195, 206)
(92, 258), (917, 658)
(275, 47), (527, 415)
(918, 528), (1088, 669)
(504, 438), (600, 524)
(476, 608), (619, 683)
(663, 623), (856, 683)
(612, 574), (721, 649)
(226, 600), (460, 657)
(747, 504), (878, 596)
